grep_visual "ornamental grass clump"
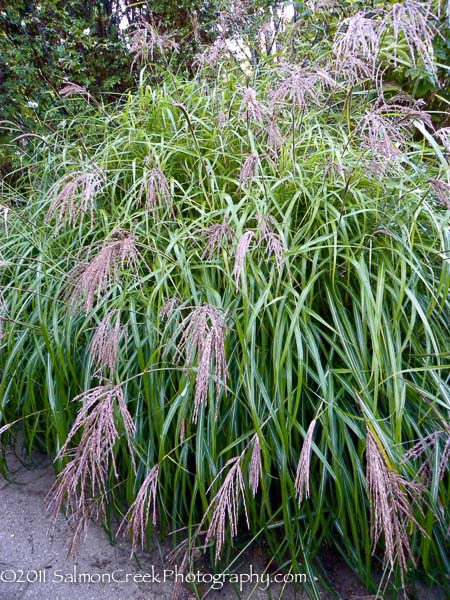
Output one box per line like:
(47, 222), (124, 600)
(0, 6), (449, 595)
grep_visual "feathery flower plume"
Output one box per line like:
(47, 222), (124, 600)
(390, 99), (433, 132)
(205, 456), (249, 561)
(430, 179), (450, 209)
(366, 428), (424, 573)
(440, 437), (450, 482)
(59, 82), (91, 100)
(217, 110), (230, 127)
(118, 464), (159, 555)
(434, 127), (450, 153)
(295, 419), (317, 504)
(0, 204), (9, 235)
(403, 429), (450, 483)
(68, 229), (140, 312)
(129, 21), (179, 68)
(58, 385), (135, 477)
(266, 116), (285, 154)
(179, 417), (186, 443)
(249, 436), (262, 497)
(312, 0), (340, 13)
(90, 310), (124, 374)
(324, 161), (346, 181)
(194, 38), (228, 69)
(270, 64), (336, 110)
(403, 431), (442, 462)
(333, 12), (385, 81)
(194, 222), (234, 260)
(358, 107), (405, 161)
(46, 169), (104, 228)
(143, 166), (171, 210)
(239, 153), (260, 187)
(239, 87), (264, 123)
(331, 56), (377, 88)
(47, 385), (135, 555)
(257, 214), (286, 271)
(388, 1), (437, 75)
(160, 297), (182, 322)
(173, 304), (228, 423)
(358, 98), (432, 165)
(233, 230), (255, 290)
(160, 297), (181, 322)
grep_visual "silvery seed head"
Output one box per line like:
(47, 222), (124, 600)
(118, 464), (159, 555)
(46, 169), (104, 228)
(233, 230), (255, 291)
(366, 428), (424, 574)
(68, 229), (140, 312)
(295, 419), (316, 504)
(388, 1), (437, 76)
(333, 12), (385, 81)
(249, 436), (262, 497)
(129, 20), (179, 68)
(204, 456), (249, 561)
(47, 384), (135, 556)
(430, 179), (450, 209)
(194, 222), (234, 260)
(90, 310), (124, 375)
(239, 153), (259, 187)
(172, 304), (229, 423)
(239, 87), (265, 123)
(143, 166), (171, 210)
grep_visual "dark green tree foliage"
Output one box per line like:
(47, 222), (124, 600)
(0, 0), (133, 126)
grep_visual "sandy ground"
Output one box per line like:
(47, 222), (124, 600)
(0, 446), (445, 600)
